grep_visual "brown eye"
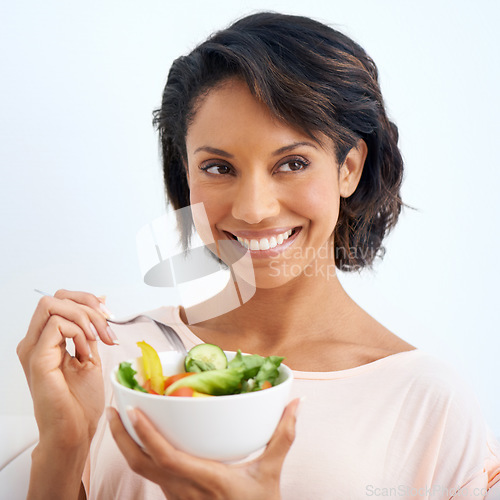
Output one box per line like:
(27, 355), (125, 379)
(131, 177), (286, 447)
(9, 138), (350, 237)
(277, 158), (310, 172)
(201, 164), (231, 175)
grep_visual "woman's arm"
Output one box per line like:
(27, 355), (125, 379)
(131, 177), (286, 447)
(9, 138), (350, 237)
(27, 443), (89, 500)
(17, 290), (118, 500)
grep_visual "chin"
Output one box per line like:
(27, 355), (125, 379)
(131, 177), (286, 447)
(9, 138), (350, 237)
(235, 263), (304, 291)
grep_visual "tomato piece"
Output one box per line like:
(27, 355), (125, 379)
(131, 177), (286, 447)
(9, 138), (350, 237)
(164, 372), (195, 390)
(169, 386), (195, 397)
(261, 380), (272, 390)
(141, 379), (160, 395)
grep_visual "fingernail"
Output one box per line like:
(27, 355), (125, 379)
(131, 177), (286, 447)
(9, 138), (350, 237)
(126, 406), (137, 425)
(107, 326), (120, 345)
(100, 302), (115, 319)
(89, 323), (98, 340)
(88, 350), (94, 360)
(97, 295), (107, 304)
(106, 407), (114, 422)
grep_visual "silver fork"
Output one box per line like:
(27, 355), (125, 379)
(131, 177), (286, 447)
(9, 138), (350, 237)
(107, 315), (187, 355)
(34, 289), (187, 355)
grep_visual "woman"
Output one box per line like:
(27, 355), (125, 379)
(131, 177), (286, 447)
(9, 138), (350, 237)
(17, 12), (500, 499)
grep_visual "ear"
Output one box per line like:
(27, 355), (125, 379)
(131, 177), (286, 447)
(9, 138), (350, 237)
(339, 139), (367, 198)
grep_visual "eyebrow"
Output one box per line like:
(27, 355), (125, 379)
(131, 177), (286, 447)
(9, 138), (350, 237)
(193, 141), (317, 158)
(271, 141), (318, 155)
(193, 146), (234, 158)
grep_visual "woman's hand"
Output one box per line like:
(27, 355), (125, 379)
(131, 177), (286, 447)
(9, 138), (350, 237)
(107, 398), (300, 500)
(17, 289), (118, 499)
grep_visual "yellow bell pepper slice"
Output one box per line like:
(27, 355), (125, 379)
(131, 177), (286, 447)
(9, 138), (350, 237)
(192, 391), (214, 398)
(137, 341), (164, 394)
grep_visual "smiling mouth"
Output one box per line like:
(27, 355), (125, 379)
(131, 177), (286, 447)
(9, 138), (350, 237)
(225, 227), (300, 251)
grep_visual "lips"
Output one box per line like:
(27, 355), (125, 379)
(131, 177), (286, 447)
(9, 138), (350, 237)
(224, 227), (300, 251)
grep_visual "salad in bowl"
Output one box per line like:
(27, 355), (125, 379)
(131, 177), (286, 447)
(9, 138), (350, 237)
(117, 341), (286, 397)
(111, 341), (293, 461)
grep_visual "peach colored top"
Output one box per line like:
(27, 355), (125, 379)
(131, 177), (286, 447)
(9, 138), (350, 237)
(85, 306), (500, 499)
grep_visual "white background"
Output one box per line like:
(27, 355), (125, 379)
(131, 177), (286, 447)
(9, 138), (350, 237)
(1, 0), (499, 436)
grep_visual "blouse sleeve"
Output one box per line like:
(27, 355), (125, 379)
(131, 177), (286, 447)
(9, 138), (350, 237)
(447, 423), (500, 499)
(420, 366), (500, 499)
(383, 355), (500, 500)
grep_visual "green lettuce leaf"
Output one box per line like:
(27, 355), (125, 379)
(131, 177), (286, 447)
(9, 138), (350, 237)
(228, 350), (266, 378)
(252, 356), (284, 391)
(116, 362), (148, 393)
(228, 351), (284, 391)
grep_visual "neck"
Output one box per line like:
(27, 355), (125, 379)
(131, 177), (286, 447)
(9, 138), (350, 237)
(185, 261), (362, 352)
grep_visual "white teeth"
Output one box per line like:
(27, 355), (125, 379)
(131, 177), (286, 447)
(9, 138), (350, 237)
(236, 237), (249, 249)
(259, 238), (270, 250)
(249, 239), (260, 251)
(235, 228), (297, 251)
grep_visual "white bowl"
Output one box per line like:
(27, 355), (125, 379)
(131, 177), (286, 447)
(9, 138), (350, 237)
(111, 350), (293, 462)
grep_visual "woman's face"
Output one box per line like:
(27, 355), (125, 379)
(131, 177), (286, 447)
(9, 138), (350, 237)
(185, 79), (359, 289)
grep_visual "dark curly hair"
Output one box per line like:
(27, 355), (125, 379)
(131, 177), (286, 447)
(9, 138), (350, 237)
(153, 12), (404, 271)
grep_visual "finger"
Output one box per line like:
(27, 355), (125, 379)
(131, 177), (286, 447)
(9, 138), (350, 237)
(29, 315), (92, 373)
(54, 289), (114, 319)
(87, 336), (101, 363)
(107, 407), (158, 481)
(53, 290), (118, 345)
(25, 296), (96, 346)
(74, 335), (101, 365)
(259, 398), (300, 473)
(130, 407), (224, 485)
(73, 302), (119, 346)
(24, 296), (116, 349)
(128, 408), (202, 475)
(110, 408), (230, 497)
(41, 315), (92, 359)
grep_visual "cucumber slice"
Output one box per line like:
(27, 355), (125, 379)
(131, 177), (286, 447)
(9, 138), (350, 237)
(185, 343), (228, 373)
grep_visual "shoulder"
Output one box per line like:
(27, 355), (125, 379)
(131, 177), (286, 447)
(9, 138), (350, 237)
(387, 350), (488, 442)
(367, 348), (486, 435)
(382, 352), (498, 487)
(392, 349), (481, 406)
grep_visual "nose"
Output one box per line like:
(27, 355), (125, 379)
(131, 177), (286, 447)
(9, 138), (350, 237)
(231, 172), (280, 224)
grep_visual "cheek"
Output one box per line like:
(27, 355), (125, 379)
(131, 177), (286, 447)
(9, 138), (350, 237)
(296, 177), (340, 233)
(190, 186), (225, 218)
(188, 185), (204, 206)
(189, 186), (229, 239)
